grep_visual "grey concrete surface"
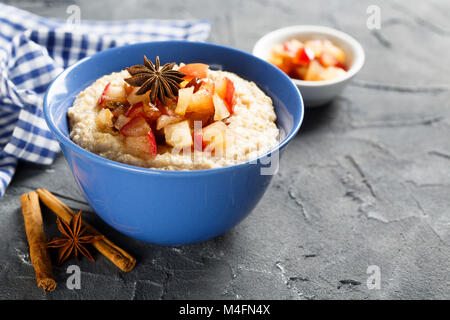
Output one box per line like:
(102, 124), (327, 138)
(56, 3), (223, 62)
(0, 0), (449, 299)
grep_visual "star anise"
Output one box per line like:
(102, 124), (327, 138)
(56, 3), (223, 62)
(124, 55), (186, 105)
(45, 211), (104, 265)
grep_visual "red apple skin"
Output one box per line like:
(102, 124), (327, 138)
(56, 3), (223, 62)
(224, 78), (235, 114)
(147, 131), (157, 157)
(336, 62), (348, 71)
(178, 63), (209, 79)
(295, 47), (315, 66)
(215, 77), (236, 114)
(98, 82), (111, 106)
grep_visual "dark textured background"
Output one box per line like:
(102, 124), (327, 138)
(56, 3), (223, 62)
(1, 0), (449, 299)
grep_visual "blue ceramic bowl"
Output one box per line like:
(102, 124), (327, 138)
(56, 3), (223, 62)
(44, 41), (303, 245)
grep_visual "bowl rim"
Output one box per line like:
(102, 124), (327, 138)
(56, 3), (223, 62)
(43, 40), (304, 177)
(252, 25), (365, 87)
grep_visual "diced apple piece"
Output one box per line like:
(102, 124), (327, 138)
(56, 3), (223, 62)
(304, 60), (325, 81)
(127, 86), (150, 106)
(224, 78), (235, 113)
(114, 114), (130, 131)
(294, 47), (315, 66)
(269, 42), (300, 74)
(318, 66), (347, 81)
(304, 40), (323, 58)
(202, 121), (227, 141)
(202, 121), (227, 154)
(185, 112), (212, 128)
(283, 39), (303, 57)
(186, 89), (214, 116)
(178, 63), (209, 79)
(164, 120), (193, 149)
(120, 115), (151, 137)
(213, 94), (230, 121)
(125, 131), (157, 159)
(269, 44), (286, 67)
(107, 84), (127, 102)
(156, 115), (182, 130)
(95, 108), (114, 131)
(271, 43), (285, 58)
(175, 86), (194, 115)
(323, 40), (346, 64)
(318, 52), (338, 68)
(200, 79), (215, 93)
(214, 77), (227, 100)
(98, 83), (128, 107)
(214, 77), (235, 113)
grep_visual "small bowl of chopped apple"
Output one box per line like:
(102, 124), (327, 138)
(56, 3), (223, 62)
(253, 25), (365, 107)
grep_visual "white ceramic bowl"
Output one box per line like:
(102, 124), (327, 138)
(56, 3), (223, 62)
(253, 25), (365, 107)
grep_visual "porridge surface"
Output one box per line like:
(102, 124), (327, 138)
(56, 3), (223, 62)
(68, 69), (279, 170)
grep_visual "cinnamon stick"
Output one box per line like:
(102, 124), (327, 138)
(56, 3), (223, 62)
(20, 192), (56, 292)
(36, 188), (136, 272)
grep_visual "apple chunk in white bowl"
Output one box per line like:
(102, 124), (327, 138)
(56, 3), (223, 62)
(253, 25), (365, 107)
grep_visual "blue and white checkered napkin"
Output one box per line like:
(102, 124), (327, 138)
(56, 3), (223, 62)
(0, 3), (210, 198)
